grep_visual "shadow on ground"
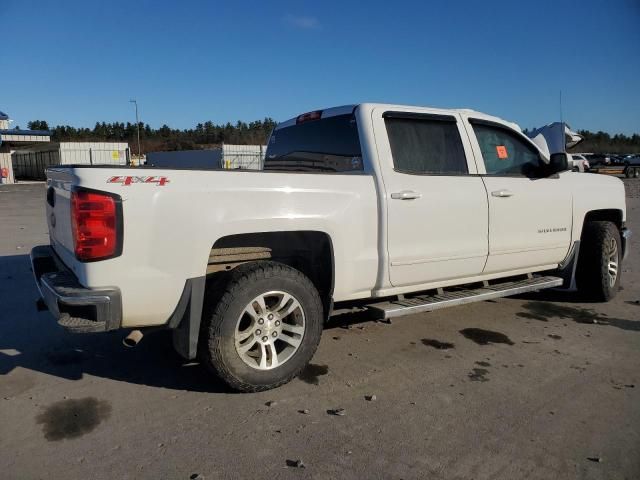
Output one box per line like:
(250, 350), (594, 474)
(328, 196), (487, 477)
(2, 252), (638, 396)
(0, 253), (231, 394)
(514, 289), (597, 304)
(515, 300), (639, 332)
(1, 253), (375, 395)
(511, 286), (639, 331)
(325, 307), (377, 330)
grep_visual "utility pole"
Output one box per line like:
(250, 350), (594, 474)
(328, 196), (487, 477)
(129, 99), (142, 164)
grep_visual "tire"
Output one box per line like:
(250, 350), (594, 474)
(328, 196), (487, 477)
(200, 261), (324, 392)
(575, 221), (621, 302)
(634, 167), (639, 179)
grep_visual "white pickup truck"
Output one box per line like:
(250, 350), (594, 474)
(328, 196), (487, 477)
(32, 103), (630, 392)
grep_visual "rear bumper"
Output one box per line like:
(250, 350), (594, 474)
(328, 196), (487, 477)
(31, 245), (122, 333)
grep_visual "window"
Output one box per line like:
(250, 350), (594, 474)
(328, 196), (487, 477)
(264, 114), (363, 172)
(384, 115), (467, 174)
(471, 122), (543, 176)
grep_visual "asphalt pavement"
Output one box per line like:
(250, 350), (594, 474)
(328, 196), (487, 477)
(0, 180), (638, 480)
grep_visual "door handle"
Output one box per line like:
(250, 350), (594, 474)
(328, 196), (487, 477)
(491, 189), (514, 198)
(391, 190), (422, 200)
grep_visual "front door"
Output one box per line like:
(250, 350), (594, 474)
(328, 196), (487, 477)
(465, 117), (572, 273)
(373, 108), (489, 288)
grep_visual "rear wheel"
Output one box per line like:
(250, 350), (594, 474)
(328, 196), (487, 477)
(200, 261), (324, 392)
(575, 221), (621, 302)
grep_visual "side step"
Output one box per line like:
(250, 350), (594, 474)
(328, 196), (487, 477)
(367, 275), (563, 319)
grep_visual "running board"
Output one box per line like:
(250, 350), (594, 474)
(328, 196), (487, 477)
(367, 275), (563, 319)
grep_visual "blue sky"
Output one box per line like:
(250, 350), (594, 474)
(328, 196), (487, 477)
(1, 0), (639, 134)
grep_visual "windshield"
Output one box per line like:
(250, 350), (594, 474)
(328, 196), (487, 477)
(264, 113), (363, 172)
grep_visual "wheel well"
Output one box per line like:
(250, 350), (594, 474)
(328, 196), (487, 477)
(582, 209), (623, 234)
(207, 231), (334, 314)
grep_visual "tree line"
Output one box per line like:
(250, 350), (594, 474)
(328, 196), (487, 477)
(26, 118), (278, 154)
(569, 130), (640, 155)
(25, 119), (640, 155)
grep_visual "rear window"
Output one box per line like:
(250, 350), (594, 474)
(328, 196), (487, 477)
(264, 114), (363, 172)
(385, 116), (468, 175)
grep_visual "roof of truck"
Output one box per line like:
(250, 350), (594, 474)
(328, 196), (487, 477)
(275, 103), (521, 132)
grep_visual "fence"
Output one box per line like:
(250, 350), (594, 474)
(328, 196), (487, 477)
(59, 146), (130, 166)
(222, 144), (266, 170)
(12, 150), (60, 180)
(12, 147), (130, 181)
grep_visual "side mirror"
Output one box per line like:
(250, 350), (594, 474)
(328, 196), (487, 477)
(548, 152), (570, 174)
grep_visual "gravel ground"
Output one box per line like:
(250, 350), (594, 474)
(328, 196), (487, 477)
(623, 177), (640, 198)
(0, 180), (638, 480)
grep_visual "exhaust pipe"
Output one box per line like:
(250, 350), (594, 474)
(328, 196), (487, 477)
(123, 330), (144, 348)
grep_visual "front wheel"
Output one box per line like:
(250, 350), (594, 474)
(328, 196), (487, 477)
(575, 221), (621, 302)
(200, 261), (324, 392)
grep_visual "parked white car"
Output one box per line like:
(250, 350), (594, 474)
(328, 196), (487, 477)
(32, 103), (630, 391)
(570, 154), (591, 172)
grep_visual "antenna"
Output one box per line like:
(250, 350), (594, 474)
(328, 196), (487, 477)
(559, 90), (565, 152)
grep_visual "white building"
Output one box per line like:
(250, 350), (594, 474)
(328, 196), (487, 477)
(0, 110), (51, 184)
(0, 111), (10, 130)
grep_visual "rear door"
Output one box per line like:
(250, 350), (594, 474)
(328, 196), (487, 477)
(464, 117), (572, 273)
(372, 108), (489, 288)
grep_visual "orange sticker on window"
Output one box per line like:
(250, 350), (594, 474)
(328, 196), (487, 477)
(496, 145), (508, 159)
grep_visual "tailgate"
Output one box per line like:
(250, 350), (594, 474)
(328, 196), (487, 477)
(46, 167), (76, 260)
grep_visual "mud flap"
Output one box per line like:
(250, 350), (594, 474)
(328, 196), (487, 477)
(170, 277), (206, 360)
(553, 241), (580, 290)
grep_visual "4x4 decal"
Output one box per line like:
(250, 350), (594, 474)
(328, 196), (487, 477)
(107, 176), (170, 186)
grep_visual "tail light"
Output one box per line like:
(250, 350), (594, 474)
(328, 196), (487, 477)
(71, 190), (122, 261)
